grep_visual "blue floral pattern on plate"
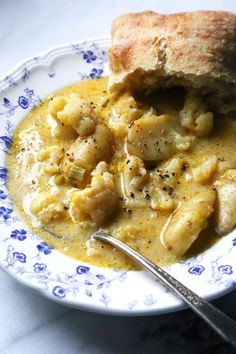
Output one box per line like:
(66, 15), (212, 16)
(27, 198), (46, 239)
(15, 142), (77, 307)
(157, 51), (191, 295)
(37, 242), (53, 255)
(10, 229), (27, 241)
(0, 38), (235, 315)
(33, 262), (47, 272)
(188, 265), (205, 276)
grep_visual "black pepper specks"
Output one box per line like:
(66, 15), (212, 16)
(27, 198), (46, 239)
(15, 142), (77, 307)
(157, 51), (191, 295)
(182, 162), (188, 171)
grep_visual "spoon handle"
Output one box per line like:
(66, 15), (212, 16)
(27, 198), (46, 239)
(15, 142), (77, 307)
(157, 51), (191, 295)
(93, 231), (236, 348)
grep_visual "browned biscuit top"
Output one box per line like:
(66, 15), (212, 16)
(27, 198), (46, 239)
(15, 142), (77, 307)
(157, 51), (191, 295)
(108, 11), (236, 96)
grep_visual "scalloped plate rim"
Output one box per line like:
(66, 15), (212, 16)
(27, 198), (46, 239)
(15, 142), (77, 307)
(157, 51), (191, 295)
(1, 260), (235, 317)
(0, 37), (235, 316)
(0, 37), (110, 87)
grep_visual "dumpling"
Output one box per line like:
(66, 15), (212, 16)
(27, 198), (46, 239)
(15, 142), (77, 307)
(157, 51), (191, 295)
(214, 169), (236, 235)
(180, 93), (213, 137)
(49, 94), (97, 136)
(30, 193), (66, 224)
(69, 172), (119, 225)
(162, 190), (215, 256)
(61, 124), (114, 184)
(127, 114), (193, 161)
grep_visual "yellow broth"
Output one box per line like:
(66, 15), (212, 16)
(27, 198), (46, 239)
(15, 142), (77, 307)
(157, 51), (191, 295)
(7, 77), (236, 269)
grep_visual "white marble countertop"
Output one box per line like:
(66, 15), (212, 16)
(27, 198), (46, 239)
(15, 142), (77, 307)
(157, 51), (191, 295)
(1, 1), (236, 353)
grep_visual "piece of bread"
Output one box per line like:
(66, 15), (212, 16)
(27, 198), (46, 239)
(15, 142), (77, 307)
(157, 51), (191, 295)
(108, 11), (236, 98)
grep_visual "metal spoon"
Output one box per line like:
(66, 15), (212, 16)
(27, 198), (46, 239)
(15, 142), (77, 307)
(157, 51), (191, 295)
(92, 230), (236, 348)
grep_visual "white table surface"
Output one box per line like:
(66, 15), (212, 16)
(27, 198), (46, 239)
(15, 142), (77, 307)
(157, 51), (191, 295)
(1, 1), (236, 353)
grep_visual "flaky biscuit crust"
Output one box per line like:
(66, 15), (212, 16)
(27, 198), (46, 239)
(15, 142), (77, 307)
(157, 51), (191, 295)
(108, 11), (236, 96)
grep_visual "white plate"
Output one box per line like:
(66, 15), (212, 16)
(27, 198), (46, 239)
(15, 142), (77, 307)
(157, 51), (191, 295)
(0, 38), (235, 315)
